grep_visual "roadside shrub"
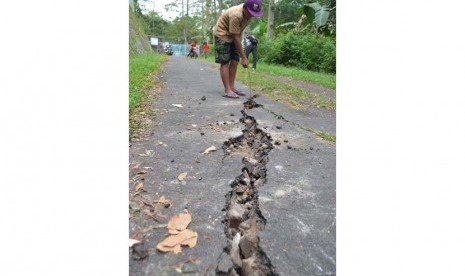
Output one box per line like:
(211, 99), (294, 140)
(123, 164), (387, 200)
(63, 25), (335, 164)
(264, 31), (336, 73)
(256, 34), (270, 64)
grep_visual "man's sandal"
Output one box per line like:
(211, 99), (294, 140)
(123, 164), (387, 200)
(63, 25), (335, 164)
(233, 90), (246, 96)
(223, 92), (240, 98)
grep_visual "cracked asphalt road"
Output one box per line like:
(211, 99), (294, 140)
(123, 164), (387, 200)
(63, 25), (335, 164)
(129, 56), (336, 276)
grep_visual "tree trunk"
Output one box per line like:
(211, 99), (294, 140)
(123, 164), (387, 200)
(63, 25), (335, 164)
(182, 0), (187, 45)
(207, 0), (214, 43)
(266, 0), (275, 39)
(217, 0), (222, 19)
(201, 0), (206, 41)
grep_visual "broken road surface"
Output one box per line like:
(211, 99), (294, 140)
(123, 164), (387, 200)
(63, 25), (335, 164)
(129, 57), (335, 276)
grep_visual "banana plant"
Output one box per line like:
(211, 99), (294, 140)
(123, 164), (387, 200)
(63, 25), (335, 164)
(278, 1), (334, 35)
(306, 2), (331, 30)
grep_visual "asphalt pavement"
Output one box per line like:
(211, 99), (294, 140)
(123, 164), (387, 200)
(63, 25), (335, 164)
(129, 56), (336, 276)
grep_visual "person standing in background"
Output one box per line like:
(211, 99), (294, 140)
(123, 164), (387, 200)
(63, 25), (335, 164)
(202, 41), (210, 58)
(242, 34), (258, 70)
(188, 40), (198, 58)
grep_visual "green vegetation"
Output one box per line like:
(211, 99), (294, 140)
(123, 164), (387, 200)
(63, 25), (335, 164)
(315, 131), (336, 143)
(254, 62), (335, 89)
(262, 30), (335, 73)
(234, 67), (335, 110)
(298, 126), (336, 143)
(129, 53), (167, 134)
(129, 5), (167, 137)
(129, 9), (152, 57)
(129, 53), (165, 111)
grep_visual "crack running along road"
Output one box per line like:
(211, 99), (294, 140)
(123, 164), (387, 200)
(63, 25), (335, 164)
(217, 96), (278, 275)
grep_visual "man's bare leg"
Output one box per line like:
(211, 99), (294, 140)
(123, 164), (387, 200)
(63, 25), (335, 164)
(220, 63), (233, 93)
(229, 60), (239, 91)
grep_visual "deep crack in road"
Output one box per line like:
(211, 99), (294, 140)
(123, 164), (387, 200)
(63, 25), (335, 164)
(218, 95), (278, 276)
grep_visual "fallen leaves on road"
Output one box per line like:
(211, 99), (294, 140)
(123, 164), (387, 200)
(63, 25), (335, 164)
(172, 104), (183, 108)
(201, 146), (217, 155)
(135, 182), (144, 192)
(154, 196), (172, 208)
(167, 211), (192, 234)
(157, 229), (198, 254)
(156, 211), (198, 254)
(178, 172), (188, 181)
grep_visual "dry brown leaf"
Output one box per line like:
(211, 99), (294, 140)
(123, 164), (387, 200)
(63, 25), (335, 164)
(156, 243), (172, 253)
(181, 236), (198, 248)
(172, 244), (182, 254)
(168, 229), (181, 235)
(164, 229), (196, 247)
(154, 196), (172, 207)
(177, 172), (188, 181)
(201, 146), (217, 155)
(135, 182), (144, 192)
(167, 211), (192, 232)
(156, 229), (198, 254)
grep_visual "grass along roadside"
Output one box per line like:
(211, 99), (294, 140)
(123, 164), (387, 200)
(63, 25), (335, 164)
(129, 52), (167, 138)
(252, 62), (335, 90)
(298, 126), (336, 143)
(205, 55), (335, 89)
(315, 131), (336, 143)
(235, 68), (336, 110)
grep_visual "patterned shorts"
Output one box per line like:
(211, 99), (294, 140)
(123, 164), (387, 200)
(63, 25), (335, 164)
(215, 36), (240, 64)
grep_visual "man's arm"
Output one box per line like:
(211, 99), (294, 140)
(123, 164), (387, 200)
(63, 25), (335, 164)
(232, 33), (248, 68)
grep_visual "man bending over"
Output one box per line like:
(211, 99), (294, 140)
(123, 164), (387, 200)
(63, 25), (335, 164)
(214, 0), (263, 98)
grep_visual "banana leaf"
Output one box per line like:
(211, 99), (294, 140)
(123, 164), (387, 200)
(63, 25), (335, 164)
(305, 3), (331, 29)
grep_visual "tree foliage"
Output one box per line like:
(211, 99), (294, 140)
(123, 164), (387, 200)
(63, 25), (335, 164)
(130, 0), (336, 73)
(265, 30), (335, 73)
